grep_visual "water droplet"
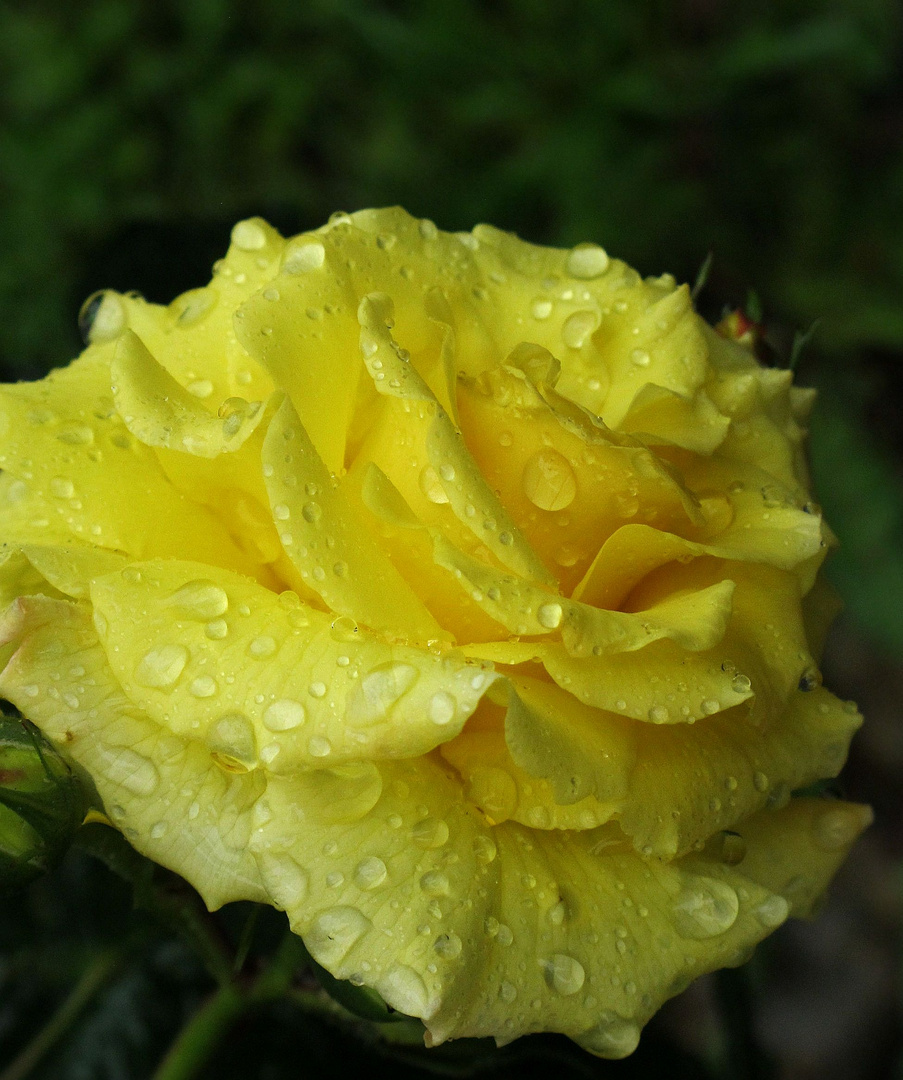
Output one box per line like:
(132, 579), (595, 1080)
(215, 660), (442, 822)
(263, 698), (306, 731)
(427, 691), (456, 726)
(205, 619), (228, 640)
(434, 932), (462, 959)
(420, 870), (450, 896)
(412, 816), (449, 849)
(732, 674), (752, 694)
(79, 290), (126, 344)
(208, 712), (258, 772)
(465, 767), (517, 824)
(306, 762), (383, 824)
(308, 735), (332, 758)
(231, 219), (267, 250)
(537, 602), (563, 630)
(349, 662), (419, 726)
(258, 853), (309, 910)
(566, 243), (609, 279)
(753, 771), (769, 793)
(798, 666), (821, 692)
(378, 964), (430, 1016)
(561, 309), (600, 349)
(521, 448), (577, 512)
(672, 876), (739, 939)
(273, 503), (290, 520)
(49, 476), (75, 499)
(354, 856), (387, 891)
(630, 348), (650, 367)
(577, 1013), (641, 1059)
(812, 805), (868, 850)
(57, 423), (95, 445)
(754, 894), (789, 928)
(189, 675), (217, 698)
(248, 636), (277, 659)
(499, 980), (518, 1002)
(701, 699), (721, 716)
(100, 747), (159, 795)
(284, 240), (326, 273)
(150, 821), (167, 840)
(301, 501), (322, 524)
(531, 298), (553, 320)
(135, 644), (189, 688)
(329, 615), (359, 644)
(473, 834), (497, 863)
(648, 705), (670, 724)
(716, 831), (746, 865)
(543, 953), (585, 996)
(165, 580), (229, 620)
(307, 906), (372, 966)
(187, 379), (214, 399)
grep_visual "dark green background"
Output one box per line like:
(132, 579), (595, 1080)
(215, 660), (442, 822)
(1, 2), (901, 1078)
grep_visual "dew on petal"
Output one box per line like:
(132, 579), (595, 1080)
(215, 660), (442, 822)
(135, 644), (189, 689)
(306, 906), (372, 966)
(258, 853), (309, 910)
(354, 856), (388, 891)
(521, 449), (577, 511)
(672, 876), (739, 939)
(543, 953), (585, 996)
(566, 243), (610, 279)
(349, 662), (419, 726)
(263, 698), (306, 732)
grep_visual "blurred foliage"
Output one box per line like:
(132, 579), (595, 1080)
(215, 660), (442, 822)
(1, 1), (902, 1076)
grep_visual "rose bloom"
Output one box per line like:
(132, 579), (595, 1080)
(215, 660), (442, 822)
(0, 209), (869, 1057)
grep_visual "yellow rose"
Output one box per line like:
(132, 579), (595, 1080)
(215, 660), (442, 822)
(0, 208), (869, 1057)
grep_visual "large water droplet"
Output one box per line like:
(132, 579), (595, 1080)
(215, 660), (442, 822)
(166, 580), (229, 620)
(135, 644), (189, 688)
(306, 906), (372, 966)
(49, 476), (75, 499)
(79, 290), (126, 344)
(473, 834), (498, 864)
(306, 762), (383, 824)
(561, 310), (600, 349)
(349, 662), (419, 726)
(465, 767), (517, 824)
(418, 465), (450, 505)
(378, 964), (430, 1017)
(263, 698), (306, 732)
(231, 219), (267, 251)
(434, 932), (462, 959)
(420, 870), (450, 896)
(577, 1013), (641, 1059)
(672, 876), (739, 939)
(812, 804), (869, 850)
(754, 894), (789, 928)
(537, 601), (563, 630)
(247, 636), (277, 659)
(99, 747), (159, 795)
(566, 243), (610, 279)
(354, 856), (388, 891)
(412, 816), (450, 849)
(543, 953), (585, 996)
(258, 853), (309, 910)
(283, 240), (326, 274)
(521, 448), (577, 512)
(427, 691), (456, 726)
(208, 713), (258, 772)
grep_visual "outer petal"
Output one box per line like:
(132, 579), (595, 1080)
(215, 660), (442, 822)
(0, 596), (268, 909)
(89, 560), (498, 767)
(110, 331), (267, 458)
(0, 350), (258, 573)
